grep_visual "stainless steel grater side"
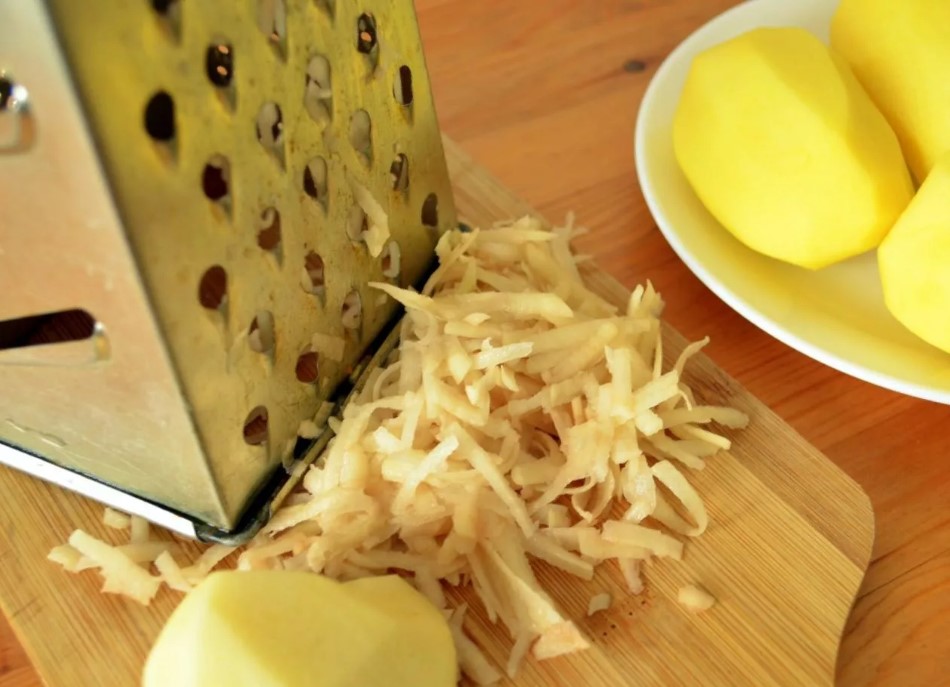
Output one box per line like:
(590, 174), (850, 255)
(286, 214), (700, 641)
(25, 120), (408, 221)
(0, 0), (457, 541)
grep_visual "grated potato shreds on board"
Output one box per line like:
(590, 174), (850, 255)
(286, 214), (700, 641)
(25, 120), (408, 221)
(48, 216), (747, 683)
(237, 216), (748, 682)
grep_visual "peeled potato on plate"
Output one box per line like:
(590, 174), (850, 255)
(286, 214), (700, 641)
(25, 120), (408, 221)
(879, 154), (950, 355)
(673, 27), (913, 270)
(832, 0), (950, 184)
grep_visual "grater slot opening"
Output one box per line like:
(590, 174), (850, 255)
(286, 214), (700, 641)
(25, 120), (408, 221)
(295, 350), (319, 384)
(143, 91), (175, 142)
(2, 310), (94, 347)
(304, 55), (332, 125)
(348, 109), (372, 163)
(356, 13), (378, 55)
(243, 406), (269, 446)
(255, 102), (285, 166)
(257, 0), (288, 59)
(380, 242), (401, 282)
(390, 153), (409, 193)
(303, 157), (328, 207)
(149, 0), (181, 41)
(0, 72), (33, 153)
(302, 252), (326, 298)
(205, 43), (234, 88)
(198, 266), (228, 311)
(248, 311), (275, 355)
(201, 155), (231, 216)
(341, 291), (363, 332)
(422, 193), (439, 230)
(346, 205), (368, 244)
(394, 66), (413, 106)
(257, 207), (282, 262)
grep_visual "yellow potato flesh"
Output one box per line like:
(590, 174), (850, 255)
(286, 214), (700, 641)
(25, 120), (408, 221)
(673, 27), (913, 270)
(142, 572), (457, 687)
(832, 0), (950, 184)
(879, 155), (950, 355)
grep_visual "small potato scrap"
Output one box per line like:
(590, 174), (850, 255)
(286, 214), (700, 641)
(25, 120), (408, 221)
(678, 583), (717, 613)
(67, 530), (161, 606)
(587, 593), (612, 617)
(102, 508), (131, 531)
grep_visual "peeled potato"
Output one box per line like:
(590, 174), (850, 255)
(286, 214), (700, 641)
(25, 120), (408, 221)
(879, 154), (950, 354)
(143, 572), (457, 687)
(674, 27), (913, 269)
(832, 0), (950, 183)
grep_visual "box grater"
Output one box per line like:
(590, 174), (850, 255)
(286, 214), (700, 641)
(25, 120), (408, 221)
(0, 0), (457, 542)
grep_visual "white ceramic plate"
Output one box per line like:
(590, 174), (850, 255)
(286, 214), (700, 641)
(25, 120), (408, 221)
(635, 0), (950, 404)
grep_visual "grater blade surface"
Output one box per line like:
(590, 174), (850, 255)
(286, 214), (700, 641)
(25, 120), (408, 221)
(0, 0), (456, 536)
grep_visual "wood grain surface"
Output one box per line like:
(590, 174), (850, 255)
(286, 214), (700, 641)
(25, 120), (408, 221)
(0, 135), (873, 687)
(0, 0), (946, 685)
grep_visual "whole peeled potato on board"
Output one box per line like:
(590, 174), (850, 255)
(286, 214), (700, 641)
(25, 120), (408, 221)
(673, 27), (913, 270)
(142, 571), (458, 687)
(832, 0), (950, 184)
(879, 153), (950, 355)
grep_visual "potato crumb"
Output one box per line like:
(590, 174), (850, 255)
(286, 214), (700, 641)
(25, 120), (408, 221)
(678, 584), (716, 613)
(102, 508), (131, 530)
(129, 515), (149, 545)
(587, 593), (612, 617)
(297, 419), (323, 440)
(311, 332), (346, 362)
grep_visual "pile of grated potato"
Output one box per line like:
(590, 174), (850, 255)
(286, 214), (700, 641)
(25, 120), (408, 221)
(50, 216), (748, 684)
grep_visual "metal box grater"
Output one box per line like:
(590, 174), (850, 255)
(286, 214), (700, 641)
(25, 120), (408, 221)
(0, 0), (457, 541)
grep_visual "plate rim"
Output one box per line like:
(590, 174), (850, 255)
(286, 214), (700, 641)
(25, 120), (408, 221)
(633, 0), (950, 405)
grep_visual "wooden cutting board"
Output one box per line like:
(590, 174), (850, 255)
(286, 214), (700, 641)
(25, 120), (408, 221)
(0, 137), (874, 687)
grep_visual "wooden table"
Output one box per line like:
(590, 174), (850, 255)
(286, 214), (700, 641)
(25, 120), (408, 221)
(1, 1), (947, 685)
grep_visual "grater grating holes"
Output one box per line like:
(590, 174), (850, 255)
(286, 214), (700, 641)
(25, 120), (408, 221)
(0, 76), (12, 110)
(341, 291), (363, 331)
(257, 0), (288, 59)
(304, 55), (332, 125)
(143, 91), (175, 142)
(390, 154), (409, 193)
(256, 102), (284, 164)
(201, 155), (231, 213)
(295, 350), (320, 384)
(150, 0), (176, 14)
(243, 406), (269, 445)
(349, 110), (372, 163)
(150, 0), (181, 40)
(302, 252), (326, 298)
(257, 207), (282, 259)
(198, 266), (227, 310)
(356, 13), (378, 54)
(422, 193), (439, 229)
(23, 0), (459, 532)
(205, 43), (234, 88)
(394, 66), (413, 106)
(303, 157), (328, 207)
(248, 311), (276, 354)
(380, 241), (401, 282)
(346, 205), (368, 244)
